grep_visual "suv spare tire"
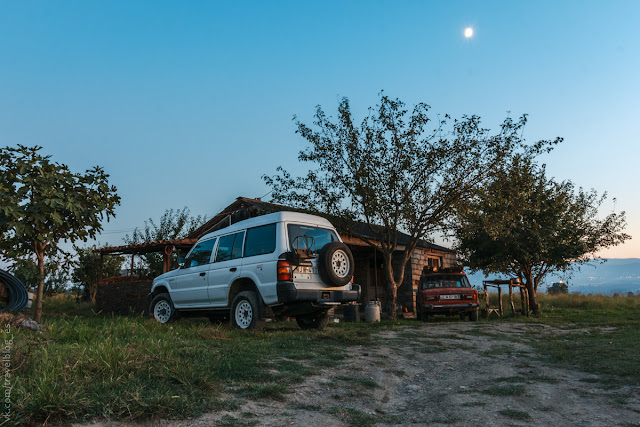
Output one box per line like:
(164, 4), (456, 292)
(318, 242), (355, 287)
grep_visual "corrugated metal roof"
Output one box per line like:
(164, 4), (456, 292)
(94, 238), (197, 255)
(189, 197), (454, 253)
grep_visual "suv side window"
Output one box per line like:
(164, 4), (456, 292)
(231, 231), (245, 259)
(215, 232), (245, 262)
(186, 239), (216, 268)
(244, 223), (276, 257)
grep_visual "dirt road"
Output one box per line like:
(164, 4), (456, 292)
(133, 322), (640, 426)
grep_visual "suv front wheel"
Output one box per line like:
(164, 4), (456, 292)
(231, 291), (264, 330)
(150, 293), (178, 323)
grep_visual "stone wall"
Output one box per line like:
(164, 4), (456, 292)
(401, 247), (458, 313)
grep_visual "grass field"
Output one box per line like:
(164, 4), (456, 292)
(4, 293), (640, 425)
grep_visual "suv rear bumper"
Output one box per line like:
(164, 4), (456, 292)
(277, 282), (361, 304)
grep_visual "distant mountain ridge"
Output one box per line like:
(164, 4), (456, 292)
(466, 258), (640, 295)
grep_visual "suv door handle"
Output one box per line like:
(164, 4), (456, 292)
(230, 267), (237, 272)
(199, 272), (206, 276)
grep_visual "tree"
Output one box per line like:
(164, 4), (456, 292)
(547, 281), (569, 295)
(8, 258), (39, 292)
(263, 93), (559, 319)
(72, 245), (124, 302)
(453, 156), (629, 315)
(124, 207), (205, 277)
(9, 253), (73, 296)
(0, 145), (120, 322)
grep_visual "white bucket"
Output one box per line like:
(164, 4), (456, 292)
(26, 292), (35, 309)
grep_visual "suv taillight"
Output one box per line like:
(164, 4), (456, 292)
(277, 260), (292, 282)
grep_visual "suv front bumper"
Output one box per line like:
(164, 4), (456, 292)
(277, 282), (361, 304)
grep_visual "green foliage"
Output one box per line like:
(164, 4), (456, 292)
(7, 258), (39, 291)
(9, 254), (71, 295)
(0, 145), (120, 259)
(454, 156), (629, 314)
(0, 145), (120, 321)
(547, 281), (569, 295)
(72, 245), (124, 300)
(264, 93), (559, 317)
(123, 207), (205, 277)
(527, 292), (640, 326)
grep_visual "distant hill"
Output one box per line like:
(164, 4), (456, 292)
(466, 258), (640, 295)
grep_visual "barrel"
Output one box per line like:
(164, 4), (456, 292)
(364, 300), (381, 322)
(344, 304), (360, 322)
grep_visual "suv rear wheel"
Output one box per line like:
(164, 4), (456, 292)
(296, 311), (329, 330)
(231, 291), (264, 330)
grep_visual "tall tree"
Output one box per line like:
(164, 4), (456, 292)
(124, 207), (205, 277)
(0, 145), (120, 322)
(72, 245), (124, 301)
(264, 93), (559, 319)
(453, 156), (629, 315)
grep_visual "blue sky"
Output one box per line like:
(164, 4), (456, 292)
(1, 1), (638, 257)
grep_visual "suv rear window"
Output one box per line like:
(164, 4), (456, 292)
(287, 224), (338, 254)
(421, 275), (471, 289)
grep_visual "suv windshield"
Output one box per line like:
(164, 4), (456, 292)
(421, 274), (471, 289)
(287, 224), (338, 254)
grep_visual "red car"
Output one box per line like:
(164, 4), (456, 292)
(416, 266), (479, 321)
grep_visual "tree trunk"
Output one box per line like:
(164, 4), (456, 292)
(34, 248), (45, 323)
(524, 271), (541, 316)
(382, 254), (398, 320)
(382, 251), (410, 320)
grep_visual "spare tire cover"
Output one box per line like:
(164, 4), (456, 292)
(317, 242), (355, 287)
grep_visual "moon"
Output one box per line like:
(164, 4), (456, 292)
(464, 27), (474, 38)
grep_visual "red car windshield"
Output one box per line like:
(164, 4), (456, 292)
(421, 274), (471, 289)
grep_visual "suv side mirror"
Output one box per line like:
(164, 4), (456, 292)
(177, 256), (186, 268)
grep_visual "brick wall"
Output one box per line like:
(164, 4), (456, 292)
(95, 277), (153, 315)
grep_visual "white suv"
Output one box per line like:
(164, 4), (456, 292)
(149, 211), (360, 330)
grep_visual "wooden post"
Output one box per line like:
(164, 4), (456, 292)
(498, 286), (503, 317)
(162, 245), (174, 273)
(509, 282), (516, 315)
(99, 253), (104, 282)
(484, 283), (490, 318)
(130, 253), (135, 278)
(162, 246), (168, 274)
(373, 248), (379, 301)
